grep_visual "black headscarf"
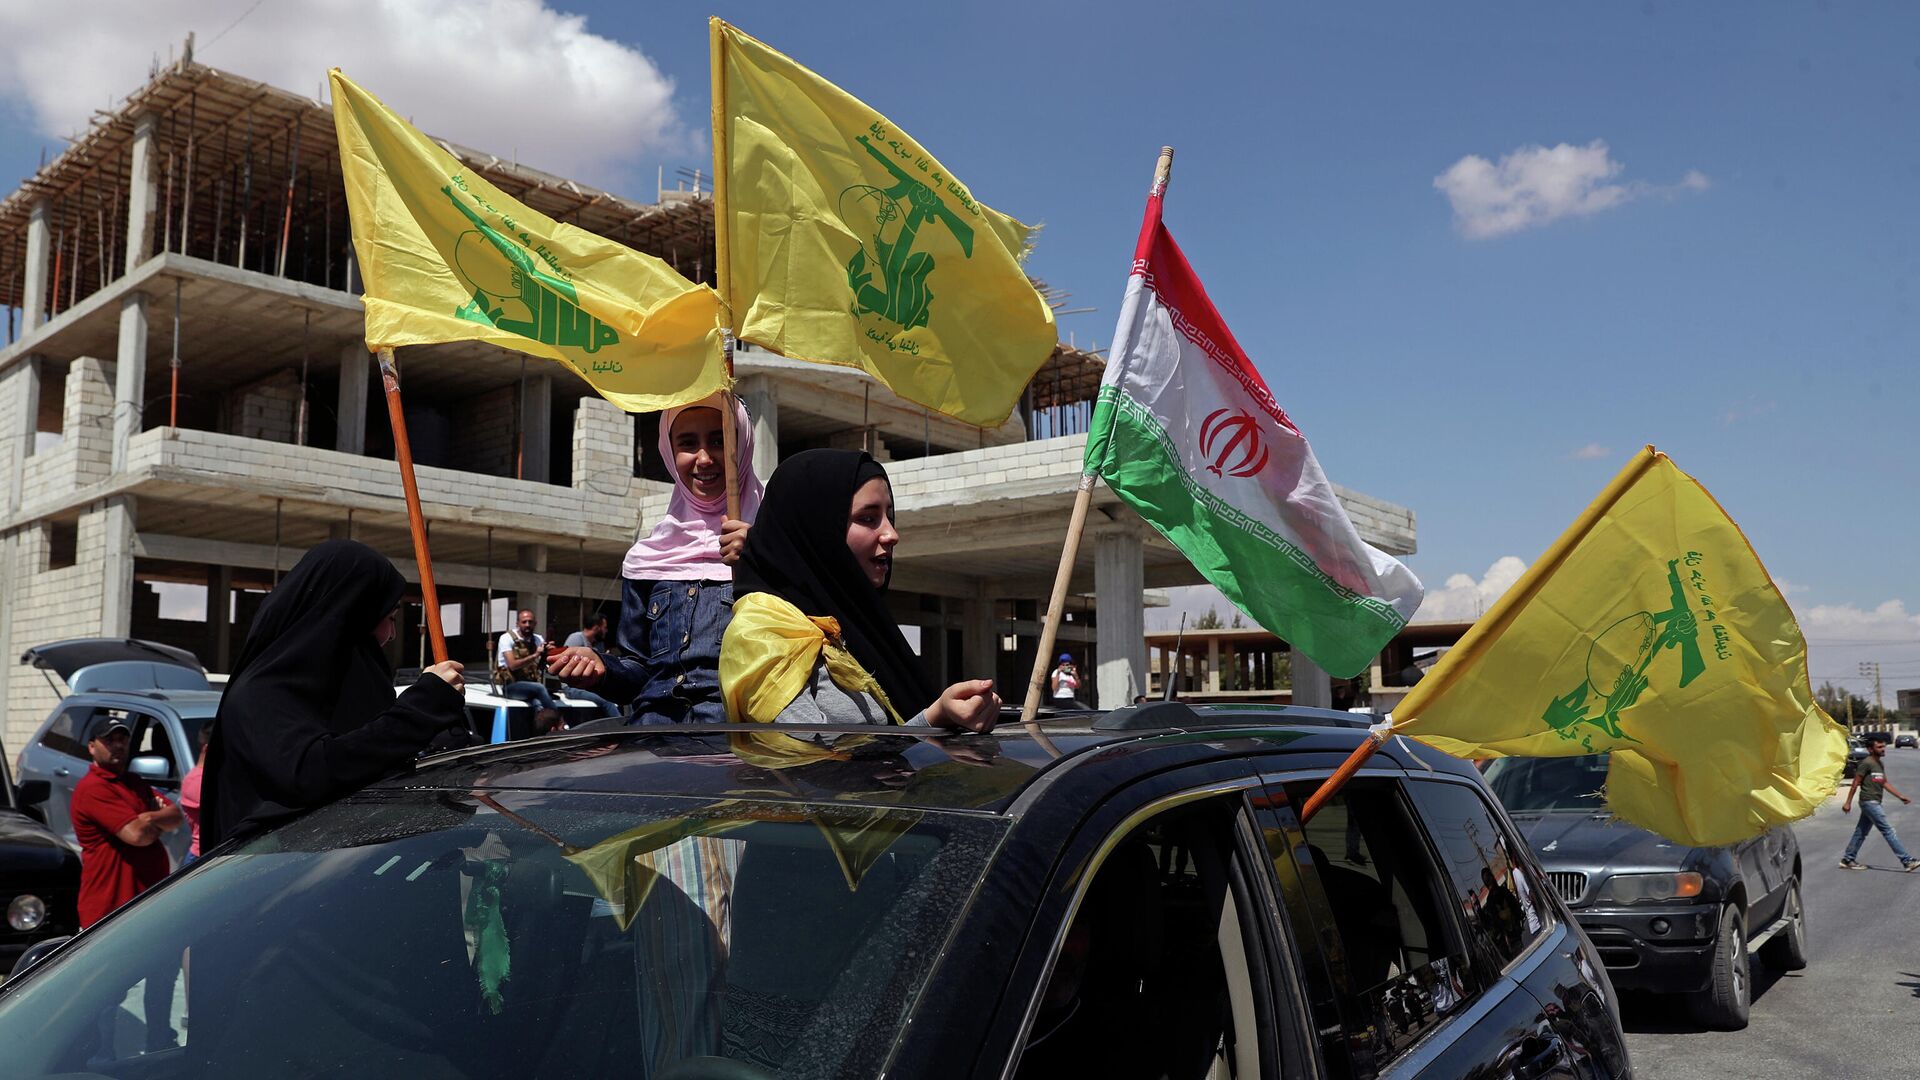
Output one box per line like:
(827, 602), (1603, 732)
(732, 449), (940, 716)
(201, 540), (463, 848)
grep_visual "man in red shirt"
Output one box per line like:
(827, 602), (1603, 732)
(70, 715), (182, 928)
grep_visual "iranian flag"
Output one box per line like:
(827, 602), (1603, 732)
(1085, 175), (1424, 678)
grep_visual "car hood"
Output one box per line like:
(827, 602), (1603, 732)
(1509, 810), (1696, 872)
(0, 809), (77, 871)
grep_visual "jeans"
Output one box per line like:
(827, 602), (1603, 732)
(501, 680), (559, 711)
(562, 686), (622, 718)
(1844, 801), (1914, 862)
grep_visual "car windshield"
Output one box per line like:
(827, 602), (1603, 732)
(1485, 754), (1610, 812)
(0, 788), (1004, 1079)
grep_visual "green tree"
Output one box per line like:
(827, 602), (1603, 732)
(1193, 606), (1224, 630)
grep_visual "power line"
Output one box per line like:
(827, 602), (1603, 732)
(203, 0), (271, 53)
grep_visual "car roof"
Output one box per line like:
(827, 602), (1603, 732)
(385, 702), (1478, 816)
(66, 689), (224, 717)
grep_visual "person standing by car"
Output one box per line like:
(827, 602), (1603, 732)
(549, 394), (762, 725)
(176, 721), (211, 868)
(201, 540), (468, 850)
(1840, 735), (1919, 871)
(70, 715), (181, 927)
(494, 609), (561, 712)
(719, 449), (999, 740)
(1049, 654), (1083, 707)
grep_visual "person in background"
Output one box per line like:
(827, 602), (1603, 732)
(1050, 654), (1083, 707)
(1840, 735), (1919, 871)
(550, 394), (762, 724)
(720, 449), (999, 741)
(201, 540), (467, 850)
(555, 613), (621, 719)
(176, 722), (212, 867)
(71, 715), (182, 926)
(495, 609), (561, 712)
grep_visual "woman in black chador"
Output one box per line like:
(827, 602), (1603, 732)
(200, 540), (468, 849)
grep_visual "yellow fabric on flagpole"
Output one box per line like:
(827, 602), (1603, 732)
(709, 19), (1056, 428)
(329, 69), (725, 412)
(1393, 447), (1847, 847)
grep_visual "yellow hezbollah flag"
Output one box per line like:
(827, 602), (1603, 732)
(1392, 447), (1846, 847)
(330, 69), (725, 412)
(709, 19), (1057, 428)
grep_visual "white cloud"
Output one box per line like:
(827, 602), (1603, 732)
(1413, 556), (1528, 623)
(1433, 139), (1706, 239)
(1797, 599), (1920, 704)
(0, 0), (683, 187)
(1570, 442), (1611, 461)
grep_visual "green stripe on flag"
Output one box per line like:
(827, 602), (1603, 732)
(1089, 387), (1406, 678)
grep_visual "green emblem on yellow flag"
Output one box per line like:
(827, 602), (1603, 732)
(329, 69), (725, 412)
(710, 19), (1057, 428)
(1392, 447), (1847, 847)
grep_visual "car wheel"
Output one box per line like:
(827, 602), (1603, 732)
(1759, 879), (1809, 971)
(1691, 903), (1751, 1030)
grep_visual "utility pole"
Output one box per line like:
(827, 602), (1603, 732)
(1860, 662), (1883, 727)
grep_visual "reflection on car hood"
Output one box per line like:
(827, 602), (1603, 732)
(0, 810), (77, 870)
(1509, 811), (1694, 871)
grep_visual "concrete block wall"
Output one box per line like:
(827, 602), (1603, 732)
(571, 396), (642, 501)
(0, 360), (37, 512)
(3, 503), (118, 750)
(449, 386), (518, 479)
(222, 368), (301, 444)
(19, 356), (115, 507)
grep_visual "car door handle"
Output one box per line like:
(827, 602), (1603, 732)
(1515, 1034), (1569, 1080)
(54, 767), (71, 777)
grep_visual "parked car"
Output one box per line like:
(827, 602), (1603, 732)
(0, 731), (79, 978)
(14, 639), (220, 869)
(0, 703), (1631, 1078)
(1485, 754), (1805, 1030)
(414, 678), (615, 741)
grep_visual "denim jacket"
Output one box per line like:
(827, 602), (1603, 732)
(600, 577), (734, 724)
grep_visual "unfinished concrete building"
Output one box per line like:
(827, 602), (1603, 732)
(0, 59), (1417, 750)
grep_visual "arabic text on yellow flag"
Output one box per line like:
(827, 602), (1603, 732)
(329, 69), (725, 412)
(710, 19), (1057, 428)
(1392, 447), (1847, 847)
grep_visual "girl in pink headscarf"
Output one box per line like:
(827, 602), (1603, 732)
(549, 393), (763, 723)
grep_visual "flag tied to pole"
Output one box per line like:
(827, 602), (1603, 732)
(330, 69), (725, 412)
(1085, 182), (1423, 678)
(1392, 447), (1847, 847)
(710, 19), (1056, 428)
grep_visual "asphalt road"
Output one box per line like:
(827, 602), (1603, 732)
(1619, 747), (1920, 1079)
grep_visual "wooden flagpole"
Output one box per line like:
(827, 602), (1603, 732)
(710, 16), (743, 523)
(1018, 146), (1175, 733)
(377, 346), (448, 664)
(1297, 728), (1387, 825)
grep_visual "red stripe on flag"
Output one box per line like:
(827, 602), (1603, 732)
(1127, 217), (1300, 437)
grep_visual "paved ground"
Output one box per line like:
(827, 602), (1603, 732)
(1620, 747), (1920, 1079)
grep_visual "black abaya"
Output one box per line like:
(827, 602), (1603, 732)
(200, 540), (464, 849)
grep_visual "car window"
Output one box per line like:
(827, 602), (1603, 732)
(0, 790), (1004, 1080)
(1280, 778), (1473, 1076)
(1403, 779), (1547, 975)
(36, 706), (90, 759)
(1483, 754), (1609, 812)
(1015, 797), (1271, 1080)
(129, 714), (180, 781)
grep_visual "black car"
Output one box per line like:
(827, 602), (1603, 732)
(1486, 755), (1806, 1030)
(1895, 734), (1917, 750)
(0, 736), (80, 976)
(0, 704), (1631, 1078)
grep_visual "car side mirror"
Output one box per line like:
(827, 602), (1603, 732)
(16, 779), (49, 807)
(127, 755), (173, 782)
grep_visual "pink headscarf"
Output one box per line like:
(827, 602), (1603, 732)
(621, 393), (764, 581)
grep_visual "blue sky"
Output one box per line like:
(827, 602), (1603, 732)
(2, 1), (1915, 693)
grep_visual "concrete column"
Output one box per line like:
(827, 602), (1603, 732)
(112, 294), (148, 473)
(735, 374), (780, 484)
(336, 344), (369, 454)
(99, 497), (137, 637)
(21, 200), (50, 333)
(207, 564), (233, 672)
(517, 543), (548, 636)
(519, 373), (551, 483)
(4, 358), (42, 514)
(1207, 637), (1221, 693)
(1094, 524), (1146, 709)
(960, 598), (997, 682)
(0, 533), (15, 744)
(125, 113), (160, 274)
(1291, 648), (1332, 709)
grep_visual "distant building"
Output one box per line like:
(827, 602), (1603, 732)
(1144, 621), (1470, 714)
(0, 58), (1417, 748)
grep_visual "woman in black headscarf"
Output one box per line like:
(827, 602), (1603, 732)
(719, 449), (999, 746)
(199, 540), (468, 849)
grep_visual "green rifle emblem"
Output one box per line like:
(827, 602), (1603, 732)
(1541, 560), (1705, 750)
(444, 186), (619, 354)
(840, 136), (974, 331)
